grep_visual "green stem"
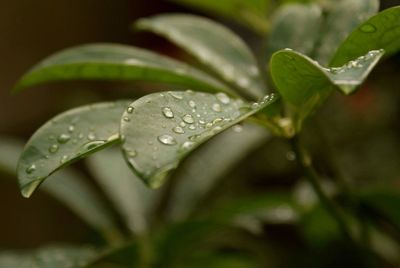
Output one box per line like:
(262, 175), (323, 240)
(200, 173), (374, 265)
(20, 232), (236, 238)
(290, 135), (353, 240)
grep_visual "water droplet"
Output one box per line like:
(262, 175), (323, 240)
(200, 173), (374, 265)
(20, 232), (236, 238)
(179, 121), (186, 127)
(127, 149), (137, 157)
(182, 114), (194, 124)
(173, 126), (185, 134)
(60, 155), (69, 164)
(286, 151), (296, 161)
(169, 91), (183, 100)
(83, 140), (106, 151)
(216, 92), (230, 104)
(123, 116), (130, 122)
(68, 125), (75, 133)
(26, 164), (36, 174)
(188, 125), (196, 130)
(78, 133), (84, 139)
(127, 106), (134, 113)
(199, 120), (206, 125)
(158, 135), (177, 145)
(162, 107), (174, 118)
(212, 103), (221, 112)
(57, 134), (71, 144)
(188, 100), (196, 108)
(87, 132), (96, 141)
(360, 23), (377, 33)
(251, 103), (260, 109)
(213, 118), (223, 124)
(48, 144), (59, 153)
(181, 141), (194, 150)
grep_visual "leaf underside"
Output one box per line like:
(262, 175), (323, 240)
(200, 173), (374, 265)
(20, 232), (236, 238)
(18, 101), (130, 197)
(120, 91), (277, 188)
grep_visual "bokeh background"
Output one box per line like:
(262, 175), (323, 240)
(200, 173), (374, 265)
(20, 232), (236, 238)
(0, 0), (399, 267)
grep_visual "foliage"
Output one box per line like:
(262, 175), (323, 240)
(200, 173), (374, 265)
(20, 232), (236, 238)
(2, 0), (400, 267)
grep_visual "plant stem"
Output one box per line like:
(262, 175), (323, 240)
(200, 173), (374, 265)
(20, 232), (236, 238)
(290, 135), (353, 240)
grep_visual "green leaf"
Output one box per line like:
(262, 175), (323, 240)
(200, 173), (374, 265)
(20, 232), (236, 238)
(169, 0), (270, 34)
(166, 123), (269, 221)
(120, 91), (277, 188)
(315, 0), (379, 65)
(0, 245), (96, 268)
(14, 44), (232, 95)
(17, 101), (129, 198)
(86, 147), (160, 235)
(0, 137), (120, 239)
(135, 14), (266, 99)
(270, 49), (384, 130)
(331, 6), (400, 67)
(266, 4), (322, 57)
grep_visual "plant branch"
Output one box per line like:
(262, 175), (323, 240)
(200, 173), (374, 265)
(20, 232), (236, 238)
(290, 135), (353, 240)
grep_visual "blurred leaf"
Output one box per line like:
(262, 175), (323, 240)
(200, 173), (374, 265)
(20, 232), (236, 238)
(135, 14), (266, 99)
(87, 147), (160, 235)
(331, 6), (400, 67)
(14, 44), (232, 95)
(85, 242), (139, 268)
(169, 0), (270, 34)
(0, 137), (120, 240)
(120, 91), (277, 188)
(266, 4), (322, 58)
(0, 245), (96, 268)
(166, 123), (269, 221)
(270, 49), (384, 130)
(315, 0), (379, 65)
(17, 101), (129, 198)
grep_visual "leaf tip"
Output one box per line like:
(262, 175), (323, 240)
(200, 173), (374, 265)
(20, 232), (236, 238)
(20, 180), (42, 198)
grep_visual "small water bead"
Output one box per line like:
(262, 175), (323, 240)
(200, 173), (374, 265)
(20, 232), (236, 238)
(26, 164), (36, 174)
(158, 135), (177, 145)
(60, 155), (69, 164)
(57, 134), (71, 144)
(68, 125), (75, 133)
(212, 103), (221, 112)
(87, 132), (96, 141)
(162, 107), (174, 118)
(168, 91), (183, 100)
(84, 140), (106, 151)
(251, 102), (260, 109)
(181, 141), (194, 150)
(216, 93), (230, 104)
(126, 148), (137, 157)
(179, 122), (186, 128)
(188, 100), (196, 108)
(199, 120), (206, 125)
(188, 125), (196, 130)
(48, 144), (59, 153)
(123, 116), (131, 122)
(212, 118), (223, 124)
(127, 106), (134, 114)
(173, 126), (185, 134)
(182, 114), (194, 124)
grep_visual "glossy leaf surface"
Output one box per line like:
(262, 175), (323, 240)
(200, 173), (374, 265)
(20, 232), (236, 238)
(266, 4), (322, 57)
(315, 0), (379, 65)
(15, 44), (231, 94)
(17, 101), (130, 198)
(120, 91), (277, 188)
(270, 49), (384, 129)
(136, 14), (265, 99)
(331, 6), (400, 66)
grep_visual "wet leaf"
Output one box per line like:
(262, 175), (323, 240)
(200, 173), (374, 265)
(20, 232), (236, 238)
(166, 123), (269, 221)
(315, 0), (379, 65)
(135, 14), (266, 99)
(0, 137), (119, 238)
(331, 6), (400, 67)
(120, 91), (277, 188)
(14, 44), (231, 94)
(87, 148), (160, 235)
(17, 101), (130, 198)
(0, 245), (96, 268)
(169, 0), (270, 34)
(266, 3), (322, 58)
(270, 49), (384, 130)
